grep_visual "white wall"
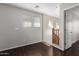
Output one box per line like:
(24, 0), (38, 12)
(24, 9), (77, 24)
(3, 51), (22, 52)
(66, 5), (79, 44)
(65, 10), (72, 49)
(71, 13), (79, 44)
(42, 14), (64, 51)
(57, 4), (65, 51)
(0, 4), (65, 51)
(49, 4), (79, 51)
(42, 4), (65, 51)
(0, 4), (42, 51)
(58, 4), (79, 50)
(42, 15), (53, 45)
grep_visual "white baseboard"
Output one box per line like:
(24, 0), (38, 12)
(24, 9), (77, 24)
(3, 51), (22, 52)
(0, 40), (64, 52)
(41, 41), (52, 46)
(53, 43), (64, 51)
(0, 41), (41, 52)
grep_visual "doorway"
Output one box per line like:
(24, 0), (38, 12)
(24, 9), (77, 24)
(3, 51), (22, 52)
(64, 5), (79, 50)
(64, 10), (72, 49)
(52, 21), (60, 45)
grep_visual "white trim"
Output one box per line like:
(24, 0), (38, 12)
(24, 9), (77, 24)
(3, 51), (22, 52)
(41, 41), (52, 46)
(52, 43), (64, 51)
(42, 40), (64, 51)
(0, 41), (41, 52)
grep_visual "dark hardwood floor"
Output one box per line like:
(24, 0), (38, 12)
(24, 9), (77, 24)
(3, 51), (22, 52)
(0, 41), (79, 56)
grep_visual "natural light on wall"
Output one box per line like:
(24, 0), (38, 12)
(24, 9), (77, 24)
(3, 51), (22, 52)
(49, 20), (53, 28)
(23, 17), (40, 28)
(23, 21), (32, 27)
(33, 17), (40, 27)
(55, 23), (59, 29)
(48, 20), (53, 35)
(34, 22), (40, 27)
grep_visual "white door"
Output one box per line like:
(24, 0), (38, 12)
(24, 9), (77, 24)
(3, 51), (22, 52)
(65, 11), (72, 49)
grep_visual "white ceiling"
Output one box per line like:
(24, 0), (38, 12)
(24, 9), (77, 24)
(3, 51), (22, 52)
(68, 5), (79, 18)
(62, 3), (79, 10)
(7, 3), (79, 18)
(8, 3), (60, 17)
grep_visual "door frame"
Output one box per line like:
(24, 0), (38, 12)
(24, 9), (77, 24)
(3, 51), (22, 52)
(64, 11), (66, 50)
(64, 10), (72, 50)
